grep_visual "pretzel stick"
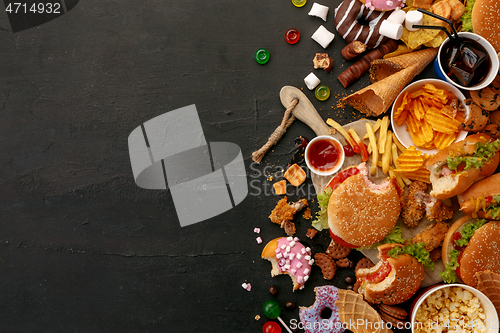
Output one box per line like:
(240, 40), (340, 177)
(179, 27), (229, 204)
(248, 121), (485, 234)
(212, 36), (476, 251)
(252, 99), (299, 163)
(337, 39), (399, 88)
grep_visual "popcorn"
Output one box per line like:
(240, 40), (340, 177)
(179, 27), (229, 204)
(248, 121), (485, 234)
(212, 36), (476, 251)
(414, 286), (488, 333)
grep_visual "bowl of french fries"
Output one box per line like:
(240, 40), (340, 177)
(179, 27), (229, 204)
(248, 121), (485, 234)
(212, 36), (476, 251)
(391, 79), (469, 155)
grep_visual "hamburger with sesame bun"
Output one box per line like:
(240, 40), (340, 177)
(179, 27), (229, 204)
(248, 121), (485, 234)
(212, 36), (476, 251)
(326, 163), (402, 248)
(355, 243), (425, 305)
(441, 216), (500, 286)
(471, 0), (500, 52)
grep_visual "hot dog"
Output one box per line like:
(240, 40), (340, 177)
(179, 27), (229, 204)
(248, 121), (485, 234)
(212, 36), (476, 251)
(426, 134), (500, 199)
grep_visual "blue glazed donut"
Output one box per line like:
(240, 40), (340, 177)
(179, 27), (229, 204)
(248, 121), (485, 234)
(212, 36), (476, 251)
(299, 285), (345, 333)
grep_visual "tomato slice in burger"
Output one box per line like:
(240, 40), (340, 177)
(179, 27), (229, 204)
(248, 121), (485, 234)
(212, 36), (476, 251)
(325, 167), (360, 191)
(358, 261), (392, 284)
(329, 229), (358, 248)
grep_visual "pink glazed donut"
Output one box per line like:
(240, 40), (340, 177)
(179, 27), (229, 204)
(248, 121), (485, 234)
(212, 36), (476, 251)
(334, 0), (393, 49)
(360, 0), (405, 11)
(299, 285), (345, 333)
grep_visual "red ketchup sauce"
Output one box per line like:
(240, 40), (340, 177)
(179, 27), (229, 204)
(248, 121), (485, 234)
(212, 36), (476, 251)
(306, 138), (342, 173)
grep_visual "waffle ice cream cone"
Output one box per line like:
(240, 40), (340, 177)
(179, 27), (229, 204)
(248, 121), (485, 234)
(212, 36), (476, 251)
(335, 290), (389, 333)
(476, 270), (500, 317)
(343, 64), (419, 117)
(369, 48), (438, 83)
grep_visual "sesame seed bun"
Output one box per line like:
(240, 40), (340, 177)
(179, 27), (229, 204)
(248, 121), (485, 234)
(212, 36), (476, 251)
(327, 164), (401, 247)
(356, 243), (425, 305)
(458, 173), (500, 219)
(459, 221), (500, 287)
(441, 215), (475, 269)
(472, 0), (500, 52)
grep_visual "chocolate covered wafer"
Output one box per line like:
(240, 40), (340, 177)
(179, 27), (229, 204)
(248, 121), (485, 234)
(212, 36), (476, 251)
(337, 39), (399, 88)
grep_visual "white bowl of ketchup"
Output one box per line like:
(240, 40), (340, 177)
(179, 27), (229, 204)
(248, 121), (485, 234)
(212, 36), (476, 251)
(304, 135), (345, 177)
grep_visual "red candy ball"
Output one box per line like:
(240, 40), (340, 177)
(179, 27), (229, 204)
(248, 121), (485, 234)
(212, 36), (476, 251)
(263, 321), (281, 333)
(285, 28), (300, 44)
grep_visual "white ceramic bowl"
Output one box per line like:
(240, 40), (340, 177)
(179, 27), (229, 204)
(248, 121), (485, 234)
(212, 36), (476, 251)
(304, 135), (345, 177)
(410, 284), (499, 333)
(391, 78), (469, 155)
(437, 32), (499, 91)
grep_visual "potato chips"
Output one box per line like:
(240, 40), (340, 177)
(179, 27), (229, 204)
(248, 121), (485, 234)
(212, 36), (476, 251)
(401, 7), (449, 49)
(394, 147), (431, 183)
(394, 83), (464, 150)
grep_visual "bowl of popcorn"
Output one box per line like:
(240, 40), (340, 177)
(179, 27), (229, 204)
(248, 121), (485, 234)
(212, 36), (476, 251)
(410, 284), (498, 333)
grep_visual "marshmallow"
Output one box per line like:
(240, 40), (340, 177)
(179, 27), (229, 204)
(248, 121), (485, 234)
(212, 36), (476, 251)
(304, 72), (321, 90)
(287, 236), (293, 241)
(296, 253), (302, 260)
(406, 10), (423, 32)
(308, 3), (329, 21)
(256, 237), (262, 244)
(253, 227), (260, 234)
(387, 9), (406, 25)
(311, 25), (335, 49)
(380, 20), (403, 40)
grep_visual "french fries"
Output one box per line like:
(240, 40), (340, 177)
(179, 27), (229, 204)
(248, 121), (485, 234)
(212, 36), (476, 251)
(391, 143), (400, 169)
(381, 130), (393, 174)
(326, 118), (360, 153)
(392, 132), (406, 153)
(389, 167), (405, 189)
(323, 116), (417, 189)
(365, 123), (378, 176)
(363, 118), (382, 140)
(378, 116), (390, 154)
(348, 128), (369, 162)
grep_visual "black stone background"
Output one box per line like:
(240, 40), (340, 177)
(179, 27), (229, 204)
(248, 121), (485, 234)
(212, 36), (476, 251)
(0, 1), (435, 332)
